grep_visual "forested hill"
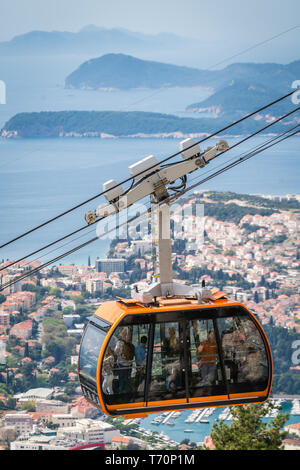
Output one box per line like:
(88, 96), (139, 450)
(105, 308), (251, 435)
(65, 53), (300, 92)
(65, 53), (210, 90)
(186, 80), (298, 119)
(1, 109), (296, 139)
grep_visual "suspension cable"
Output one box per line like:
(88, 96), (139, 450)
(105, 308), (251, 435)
(0, 89), (297, 250)
(1, 104), (299, 273)
(1, 124), (298, 292)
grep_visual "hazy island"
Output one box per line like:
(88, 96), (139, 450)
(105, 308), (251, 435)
(65, 53), (211, 90)
(185, 80), (299, 119)
(1, 109), (297, 139)
(65, 53), (300, 94)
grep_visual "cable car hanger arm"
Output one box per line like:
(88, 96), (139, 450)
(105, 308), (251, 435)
(85, 103), (300, 225)
(85, 139), (229, 224)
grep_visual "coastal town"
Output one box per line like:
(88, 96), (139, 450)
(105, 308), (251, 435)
(0, 191), (299, 450)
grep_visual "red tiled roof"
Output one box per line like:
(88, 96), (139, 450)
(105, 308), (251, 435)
(112, 435), (131, 444)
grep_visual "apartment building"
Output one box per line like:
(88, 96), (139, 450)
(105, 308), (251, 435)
(4, 413), (33, 435)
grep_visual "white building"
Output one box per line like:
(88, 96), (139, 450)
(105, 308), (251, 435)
(4, 413), (33, 436)
(57, 418), (119, 444)
(0, 311), (10, 326)
(131, 240), (152, 255)
(35, 400), (69, 414)
(14, 388), (55, 402)
(96, 258), (126, 275)
(10, 436), (73, 450)
(50, 414), (76, 427)
(63, 314), (81, 328)
(86, 278), (103, 294)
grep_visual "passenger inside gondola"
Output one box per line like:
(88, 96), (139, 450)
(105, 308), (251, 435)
(188, 319), (225, 397)
(114, 327), (135, 394)
(102, 323), (152, 404)
(164, 327), (181, 392)
(80, 305), (272, 416)
(135, 335), (147, 389)
(218, 315), (269, 392)
(197, 330), (218, 386)
(102, 346), (114, 395)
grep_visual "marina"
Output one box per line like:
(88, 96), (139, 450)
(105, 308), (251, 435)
(139, 399), (300, 445)
(291, 399), (300, 416)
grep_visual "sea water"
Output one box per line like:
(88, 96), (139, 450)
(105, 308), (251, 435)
(0, 55), (299, 265)
(140, 401), (300, 445)
(0, 135), (299, 265)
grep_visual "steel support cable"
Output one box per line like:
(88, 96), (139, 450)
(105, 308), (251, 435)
(0, 134), (279, 274)
(0, 209), (151, 292)
(14, 128), (296, 272)
(0, 89), (297, 250)
(1, 104), (299, 273)
(122, 24), (300, 109)
(174, 126), (300, 201)
(1, 125), (299, 292)
(2, 198), (154, 273)
(6, 25), (298, 170)
(207, 24), (300, 70)
(187, 122), (300, 187)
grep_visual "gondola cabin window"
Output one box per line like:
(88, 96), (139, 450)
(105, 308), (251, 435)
(148, 321), (186, 402)
(188, 319), (227, 398)
(101, 323), (151, 405)
(79, 302), (272, 416)
(217, 314), (269, 394)
(79, 322), (106, 384)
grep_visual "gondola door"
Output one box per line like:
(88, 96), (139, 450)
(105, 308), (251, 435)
(185, 315), (229, 404)
(216, 308), (272, 400)
(147, 320), (188, 408)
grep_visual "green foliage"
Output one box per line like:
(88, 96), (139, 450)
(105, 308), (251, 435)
(101, 287), (131, 300)
(242, 223), (261, 233)
(3, 108), (293, 139)
(20, 400), (36, 412)
(65, 53), (209, 90)
(6, 397), (16, 410)
(0, 400), (6, 410)
(42, 313), (76, 363)
(22, 283), (50, 303)
(174, 265), (253, 291)
(200, 201), (276, 224)
(210, 401), (289, 450)
(35, 374), (49, 388)
(62, 306), (75, 315)
(263, 235), (288, 246)
(264, 324), (300, 394)
(49, 287), (62, 298)
(202, 191), (300, 212)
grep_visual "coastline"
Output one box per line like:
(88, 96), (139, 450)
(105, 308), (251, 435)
(1, 130), (297, 140)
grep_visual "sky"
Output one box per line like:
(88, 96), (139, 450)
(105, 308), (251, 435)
(0, 0), (300, 43)
(0, 0), (299, 66)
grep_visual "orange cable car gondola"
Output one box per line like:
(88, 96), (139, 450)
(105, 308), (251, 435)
(78, 295), (272, 419)
(78, 138), (273, 418)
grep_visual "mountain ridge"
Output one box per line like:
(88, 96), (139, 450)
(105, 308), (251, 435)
(0, 26), (193, 56)
(65, 53), (300, 94)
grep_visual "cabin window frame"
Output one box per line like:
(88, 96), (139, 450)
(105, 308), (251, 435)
(98, 305), (271, 415)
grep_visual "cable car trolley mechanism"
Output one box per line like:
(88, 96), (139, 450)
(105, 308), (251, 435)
(78, 138), (273, 419)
